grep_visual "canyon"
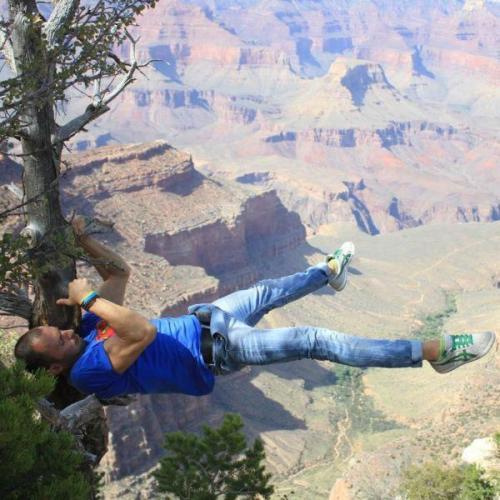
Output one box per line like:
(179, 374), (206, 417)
(66, 1), (499, 240)
(54, 142), (498, 499)
(1, 0), (499, 498)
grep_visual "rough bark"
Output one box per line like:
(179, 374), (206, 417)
(38, 395), (108, 465)
(7, 1), (81, 415)
(9, 0), (78, 331)
(38, 395), (107, 498)
(43, 0), (80, 49)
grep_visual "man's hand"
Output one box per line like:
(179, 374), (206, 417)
(56, 278), (93, 307)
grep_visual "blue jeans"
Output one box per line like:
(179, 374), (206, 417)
(189, 263), (423, 373)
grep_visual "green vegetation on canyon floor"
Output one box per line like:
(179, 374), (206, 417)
(413, 292), (458, 340)
(401, 459), (499, 500)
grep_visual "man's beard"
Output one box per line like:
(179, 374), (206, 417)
(65, 338), (87, 372)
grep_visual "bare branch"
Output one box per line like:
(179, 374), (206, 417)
(0, 15), (16, 74)
(0, 164), (73, 219)
(6, 183), (23, 201)
(43, 0), (80, 49)
(55, 102), (110, 144)
(0, 287), (32, 320)
(38, 395), (107, 466)
(92, 78), (101, 103)
(106, 51), (130, 72)
(0, 177), (59, 220)
(55, 33), (142, 144)
(2, 2), (158, 139)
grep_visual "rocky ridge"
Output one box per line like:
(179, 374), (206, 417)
(62, 141), (306, 316)
(59, 141), (309, 480)
(67, 1), (499, 236)
(97, 219), (500, 499)
(3, 0), (499, 495)
(3, 141), (497, 498)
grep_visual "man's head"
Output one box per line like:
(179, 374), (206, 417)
(14, 326), (84, 375)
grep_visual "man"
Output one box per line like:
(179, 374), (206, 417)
(14, 219), (496, 400)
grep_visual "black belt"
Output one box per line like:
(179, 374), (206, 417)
(192, 310), (214, 365)
(200, 325), (213, 365)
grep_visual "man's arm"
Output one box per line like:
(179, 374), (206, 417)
(72, 216), (131, 306)
(57, 279), (156, 373)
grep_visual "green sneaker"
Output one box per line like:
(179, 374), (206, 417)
(326, 241), (355, 292)
(431, 332), (496, 374)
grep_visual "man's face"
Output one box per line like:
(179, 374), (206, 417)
(31, 326), (83, 374)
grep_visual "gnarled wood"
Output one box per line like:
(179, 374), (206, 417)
(38, 394), (108, 481)
(8, 0), (78, 330)
(0, 286), (32, 319)
(43, 0), (80, 49)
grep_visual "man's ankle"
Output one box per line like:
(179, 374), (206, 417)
(327, 259), (339, 276)
(422, 339), (441, 361)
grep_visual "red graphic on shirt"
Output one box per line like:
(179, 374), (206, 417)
(96, 319), (117, 341)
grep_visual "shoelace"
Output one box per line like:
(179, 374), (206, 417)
(451, 334), (473, 351)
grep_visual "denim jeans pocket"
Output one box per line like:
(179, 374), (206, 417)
(212, 333), (242, 375)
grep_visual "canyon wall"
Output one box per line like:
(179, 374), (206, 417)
(59, 141), (309, 479)
(3, 0), (498, 494)
(65, 1), (499, 237)
(62, 140), (307, 315)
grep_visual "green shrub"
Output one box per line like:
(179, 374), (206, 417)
(153, 413), (274, 499)
(0, 362), (94, 499)
(401, 461), (497, 500)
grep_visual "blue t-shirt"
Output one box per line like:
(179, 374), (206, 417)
(69, 313), (215, 399)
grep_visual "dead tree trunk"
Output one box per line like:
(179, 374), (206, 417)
(9, 0), (78, 331)
(8, 0), (82, 411)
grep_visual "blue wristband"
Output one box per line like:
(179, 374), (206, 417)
(80, 291), (99, 311)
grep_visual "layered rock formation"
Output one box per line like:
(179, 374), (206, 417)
(59, 141), (309, 480)
(66, 0), (499, 237)
(144, 191), (304, 275)
(62, 140), (306, 314)
(4, 0), (495, 496)
(58, 139), (498, 499)
(5, 141), (497, 498)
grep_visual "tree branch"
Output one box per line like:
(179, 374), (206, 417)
(38, 395), (107, 466)
(0, 176), (60, 220)
(54, 102), (110, 145)
(43, 0), (80, 49)
(0, 15), (16, 74)
(0, 287), (32, 320)
(5, 183), (23, 201)
(54, 33), (142, 144)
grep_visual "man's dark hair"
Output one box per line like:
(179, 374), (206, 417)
(14, 328), (56, 373)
